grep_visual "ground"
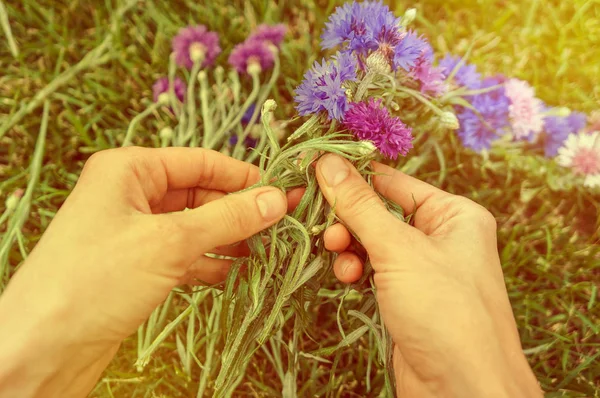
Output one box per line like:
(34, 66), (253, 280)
(0, 0), (599, 397)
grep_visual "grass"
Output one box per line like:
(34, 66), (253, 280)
(1, 0), (599, 396)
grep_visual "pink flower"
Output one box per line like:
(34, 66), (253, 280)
(172, 25), (221, 69)
(557, 131), (600, 188)
(504, 79), (544, 141)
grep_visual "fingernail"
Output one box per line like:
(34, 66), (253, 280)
(256, 189), (286, 221)
(321, 155), (349, 187)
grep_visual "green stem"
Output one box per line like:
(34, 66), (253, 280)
(396, 86), (445, 116)
(179, 61), (202, 146)
(0, 1), (18, 58)
(0, 101), (50, 290)
(122, 103), (160, 147)
(0, 0), (137, 140)
(198, 71), (213, 148)
(355, 71), (374, 102)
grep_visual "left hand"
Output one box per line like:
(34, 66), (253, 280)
(0, 147), (291, 397)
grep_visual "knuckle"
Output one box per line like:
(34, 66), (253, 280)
(219, 196), (254, 233)
(340, 185), (381, 219)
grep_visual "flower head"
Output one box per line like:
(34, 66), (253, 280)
(172, 25), (221, 69)
(411, 57), (447, 94)
(504, 79), (544, 141)
(343, 98), (413, 159)
(228, 40), (275, 75)
(566, 112), (587, 133)
(321, 1), (401, 56)
(542, 115), (570, 157)
(393, 31), (428, 72)
(294, 52), (358, 120)
(439, 55), (482, 89)
(247, 24), (287, 48)
(456, 78), (510, 151)
(557, 131), (600, 188)
(152, 77), (186, 103)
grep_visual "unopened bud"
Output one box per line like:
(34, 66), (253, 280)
(262, 99), (277, 114)
(247, 60), (262, 75)
(357, 141), (377, 156)
(440, 111), (460, 130)
(401, 8), (417, 27)
(5, 189), (24, 211)
(157, 92), (170, 105)
(366, 51), (391, 74)
(189, 43), (206, 64)
(159, 127), (174, 141)
(197, 70), (208, 83)
(390, 101), (400, 111)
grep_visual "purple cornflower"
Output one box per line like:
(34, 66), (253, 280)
(343, 98), (413, 159)
(242, 104), (260, 125)
(566, 112), (587, 133)
(456, 78), (510, 151)
(321, 1), (401, 57)
(542, 115), (571, 157)
(228, 40), (274, 75)
(393, 31), (428, 72)
(172, 25), (221, 69)
(247, 24), (287, 48)
(294, 52), (358, 120)
(439, 54), (482, 89)
(152, 77), (186, 103)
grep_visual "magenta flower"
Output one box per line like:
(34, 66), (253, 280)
(343, 98), (413, 159)
(172, 25), (221, 69)
(248, 24), (287, 48)
(152, 77), (186, 103)
(228, 40), (275, 75)
(412, 57), (447, 95)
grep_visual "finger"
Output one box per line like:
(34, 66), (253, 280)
(333, 252), (363, 283)
(371, 162), (452, 230)
(83, 147), (260, 208)
(180, 256), (233, 285)
(167, 186), (287, 256)
(324, 223), (352, 253)
(316, 154), (419, 251)
(152, 188), (225, 214)
(287, 187), (305, 213)
(210, 241), (250, 258)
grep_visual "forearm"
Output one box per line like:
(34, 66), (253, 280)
(0, 266), (118, 397)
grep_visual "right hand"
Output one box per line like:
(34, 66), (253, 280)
(316, 154), (543, 398)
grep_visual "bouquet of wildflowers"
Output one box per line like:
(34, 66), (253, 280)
(124, 1), (599, 396)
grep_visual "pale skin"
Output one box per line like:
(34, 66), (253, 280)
(0, 147), (543, 397)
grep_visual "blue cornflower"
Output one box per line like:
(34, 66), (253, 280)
(456, 78), (510, 151)
(242, 104), (260, 125)
(542, 115), (570, 157)
(321, 1), (401, 57)
(439, 54), (482, 89)
(566, 112), (587, 133)
(393, 31), (428, 72)
(294, 52), (358, 120)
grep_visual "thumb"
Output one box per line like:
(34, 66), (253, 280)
(166, 186), (287, 255)
(316, 154), (399, 252)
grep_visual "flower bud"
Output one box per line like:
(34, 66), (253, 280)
(440, 111), (460, 130)
(247, 60), (262, 75)
(159, 127), (174, 141)
(5, 189), (24, 211)
(157, 92), (170, 105)
(401, 8), (417, 27)
(189, 43), (206, 64)
(366, 51), (391, 74)
(262, 99), (277, 114)
(357, 141), (377, 156)
(197, 70), (208, 83)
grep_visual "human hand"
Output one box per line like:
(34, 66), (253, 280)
(0, 147), (291, 398)
(317, 154), (542, 398)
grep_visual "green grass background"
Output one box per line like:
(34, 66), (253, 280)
(1, 0), (599, 396)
